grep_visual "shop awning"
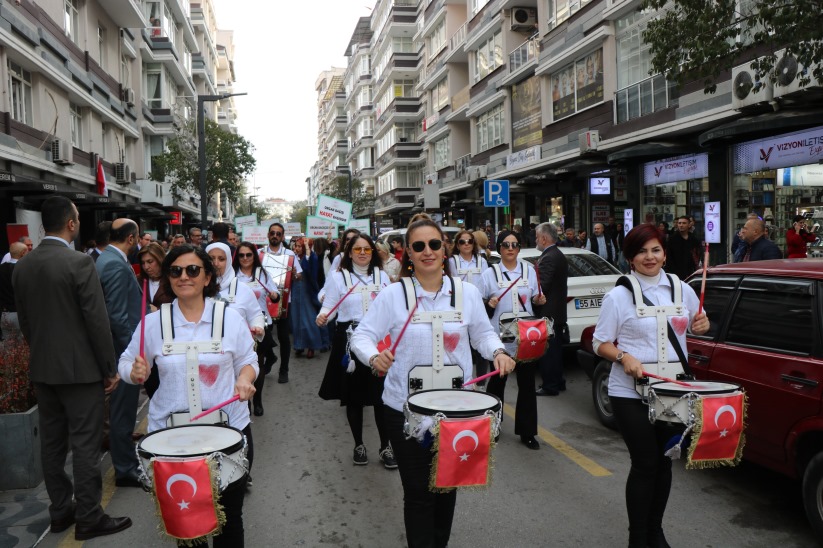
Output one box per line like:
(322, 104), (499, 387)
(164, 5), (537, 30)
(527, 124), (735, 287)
(0, 180), (94, 201)
(698, 109), (823, 147)
(607, 142), (696, 165)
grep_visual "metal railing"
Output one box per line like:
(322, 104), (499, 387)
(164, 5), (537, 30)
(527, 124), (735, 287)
(614, 74), (679, 124)
(454, 154), (470, 180)
(451, 85), (470, 112)
(509, 34), (538, 72)
(448, 22), (467, 53)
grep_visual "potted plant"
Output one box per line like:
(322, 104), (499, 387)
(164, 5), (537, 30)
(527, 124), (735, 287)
(0, 338), (42, 489)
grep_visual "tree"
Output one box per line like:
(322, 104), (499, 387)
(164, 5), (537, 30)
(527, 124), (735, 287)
(151, 118), (257, 206)
(642, 0), (823, 94)
(288, 200), (309, 228)
(325, 175), (374, 217)
(235, 191), (271, 221)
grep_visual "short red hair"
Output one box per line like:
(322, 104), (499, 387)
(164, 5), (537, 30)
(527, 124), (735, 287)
(622, 223), (665, 260)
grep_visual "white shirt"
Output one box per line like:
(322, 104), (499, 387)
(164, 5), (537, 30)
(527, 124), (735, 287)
(449, 254), (489, 289)
(148, 279), (160, 301)
(262, 245), (302, 304)
(319, 268), (391, 323)
(236, 268), (277, 323)
(118, 299), (259, 432)
(481, 261), (540, 355)
(593, 271), (699, 399)
(585, 234), (612, 260)
(351, 277), (505, 412)
(216, 280), (265, 332)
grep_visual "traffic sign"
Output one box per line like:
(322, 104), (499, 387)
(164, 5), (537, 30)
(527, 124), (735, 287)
(483, 179), (509, 207)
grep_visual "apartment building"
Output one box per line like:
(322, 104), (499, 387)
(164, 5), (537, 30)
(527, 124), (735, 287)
(343, 17), (375, 211)
(0, 0), (237, 250)
(314, 68), (348, 208)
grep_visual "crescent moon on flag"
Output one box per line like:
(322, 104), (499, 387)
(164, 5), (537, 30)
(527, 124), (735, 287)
(452, 430), (479, 453)
(714, 404), (737, 428)
(166, 473), (198, 498)
(526, 326), (542, 341)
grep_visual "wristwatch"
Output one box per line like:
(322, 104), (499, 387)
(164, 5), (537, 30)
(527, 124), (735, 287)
(493, 348), (510, 359)
(615, 351), (625, 364)
(368, 354), (379, 369)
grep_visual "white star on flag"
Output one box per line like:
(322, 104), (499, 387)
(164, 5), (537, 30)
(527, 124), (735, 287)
(459, 453), (470, 462)
(178, 500), (190, 510)
(719, 429), (728, 438)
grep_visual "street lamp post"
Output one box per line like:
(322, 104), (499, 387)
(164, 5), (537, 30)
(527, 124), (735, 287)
(248, 194), (257, 214)
(198, 92), (247, 232)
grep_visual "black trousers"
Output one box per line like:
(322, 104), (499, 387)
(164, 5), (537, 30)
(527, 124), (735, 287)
(252, 324), (277, 409)
(274, 318), (290, 374)
(385, 408), (456, 548)
(486, 361), (537, 437)
(612, 397), (682, 548)
(538, 324), (566, 391)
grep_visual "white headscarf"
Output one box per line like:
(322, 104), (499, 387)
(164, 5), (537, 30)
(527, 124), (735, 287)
(206, 242), (234, 292)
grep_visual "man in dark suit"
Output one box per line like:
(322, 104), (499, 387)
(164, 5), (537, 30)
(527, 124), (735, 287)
(735, 218), (782, 262)
(96, 218), (143, 488)
(13, 196), (131, 541)
(534, 222), (569, 396)
(88, 221), (111, 262)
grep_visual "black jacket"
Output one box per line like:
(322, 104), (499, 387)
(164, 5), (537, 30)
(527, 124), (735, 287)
(535, 245), (568, 326)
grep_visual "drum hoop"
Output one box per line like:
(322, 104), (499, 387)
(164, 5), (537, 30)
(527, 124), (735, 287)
(137, 424), (245, 460)
(650, 381), (741, 397)
(407, 389), (501, 417)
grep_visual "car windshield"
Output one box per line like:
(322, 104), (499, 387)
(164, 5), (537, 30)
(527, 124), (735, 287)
(521, 253), (620, 277)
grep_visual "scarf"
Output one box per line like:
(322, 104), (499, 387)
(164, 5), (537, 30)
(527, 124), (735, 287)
(206, 242), (234, 292)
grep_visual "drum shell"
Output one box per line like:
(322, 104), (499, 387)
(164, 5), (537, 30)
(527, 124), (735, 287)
(404, 389), (502, 440)
(648, 381), (742, 425)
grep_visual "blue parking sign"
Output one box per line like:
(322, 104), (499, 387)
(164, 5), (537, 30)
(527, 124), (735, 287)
(483, 179), (509, 207)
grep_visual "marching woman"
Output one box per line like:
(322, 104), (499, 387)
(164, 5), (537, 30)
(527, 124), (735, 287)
(233, 241), (279, 417)
(317, 234), (394, 468)
(119, 245), (258, 545)
(482, 230), (546, 450)
(592, 224), (709, 548)
(290, 237), (324, 358)
(350, 218), (515, 548)
(137, 242), (173, 310)
(206, 243), (266, 342)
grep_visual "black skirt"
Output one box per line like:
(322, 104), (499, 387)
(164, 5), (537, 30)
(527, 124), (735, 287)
(318, 321), (384, 407)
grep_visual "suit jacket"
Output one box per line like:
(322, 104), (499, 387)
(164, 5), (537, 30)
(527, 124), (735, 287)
(13, 239), (117, 384)
(96, 246), (143, 358)
(535, 245), (569, 326)
(740, 236), (783, 262)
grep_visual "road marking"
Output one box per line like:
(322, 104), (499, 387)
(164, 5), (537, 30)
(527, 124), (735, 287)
(502, 403), (612, 477)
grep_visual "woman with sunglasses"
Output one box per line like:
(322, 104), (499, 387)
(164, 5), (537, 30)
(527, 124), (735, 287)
(206, 243), (266, 342)
(118, 245), (258, 545)
(328, 228), (360, 273)
(350, 218), (515, 548)
(482, 230), (546, 450)
(317, 234), (393, 468)
(233, 241), (279, 416)
(290, 238), (324, 359)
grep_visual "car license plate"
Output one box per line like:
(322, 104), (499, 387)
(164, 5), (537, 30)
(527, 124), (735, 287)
(574, 297), (602, 310)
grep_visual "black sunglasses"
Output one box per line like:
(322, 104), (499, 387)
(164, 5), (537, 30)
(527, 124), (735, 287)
(237, 252), (254, 258)
(410, 239), (443, 253)
(458, 239), (474, 245)
(500, 241), (521, 249)
(169, 265), (204, 278)
(269, 230), (283, 236)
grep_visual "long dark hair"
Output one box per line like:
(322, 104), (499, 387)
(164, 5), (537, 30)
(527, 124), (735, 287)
(451, 229), (479, 257)
(160, 244), (219, 299)
(232, 241), (268, 281)
(339, 234), (381, 274)
(401, 219), (451, 278)
(330, 228), (360, 261)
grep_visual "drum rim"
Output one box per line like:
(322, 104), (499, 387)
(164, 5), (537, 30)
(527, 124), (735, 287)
(137, 423), (245, 459)
(407, 388), (501, 417)
(650, 380), (741, 396)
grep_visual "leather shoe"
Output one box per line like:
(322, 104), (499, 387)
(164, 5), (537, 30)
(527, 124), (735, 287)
(278, 371), (289, 384)
(50, 504), (76, 533)
(521, 436), (540, 450)
(536, 387), (559, 396)
(253, 405), (264, 416)
(75, 514), (132, 541)
(114, 475), (143, 488)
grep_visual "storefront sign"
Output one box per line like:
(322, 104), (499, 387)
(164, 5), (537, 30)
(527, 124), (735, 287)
(704, 201), (721, 244)
(347, 218), (370, 236)
(735, 126), (823, 174)
(306, 215), (336, 239)
(316, 194), (352, 225)
(623, 209), (633, 234)
(643, 153), (709, 185)
(234, 214), (257, 229)
(507, 145), (541, 170)
(242, 225), (268, 246)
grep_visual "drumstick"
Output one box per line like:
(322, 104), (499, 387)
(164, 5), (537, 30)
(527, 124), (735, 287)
(643, 371), (694, 388)
(698, 242), (709, 316)
(137, 277), (147, 383)
(463, 368), (502, 386)
(390, 297), (421, 355)
(324, 280), (361, 317)
(190, 394), (241, 422)
(496, 275), (522, 302)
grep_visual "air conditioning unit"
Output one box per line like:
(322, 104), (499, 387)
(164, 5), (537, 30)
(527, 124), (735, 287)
(115, 162), (130, 183)
(467, 165), (487, 180)
(51, 139), (74, 165)
(773, 48), (820, 98)
(732, 59), (773, 109)
(122, 87), (135, 106)
(510, 7), (537, 30)
(579, 130), (600, 153)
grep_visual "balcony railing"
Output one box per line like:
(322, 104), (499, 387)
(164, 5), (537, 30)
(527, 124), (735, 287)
(614, 74), (679, 124)
(454, 154), (470, 180)
(451, 85), (470, 112)
(509, 35), (538, 72)
(448, 22), (467, 53)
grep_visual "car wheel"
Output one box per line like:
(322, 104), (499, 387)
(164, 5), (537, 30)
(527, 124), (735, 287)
(592, 360), (617, 430)
(802, 452), (823, 539)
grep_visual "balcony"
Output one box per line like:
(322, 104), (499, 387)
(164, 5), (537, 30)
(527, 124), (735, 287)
(445, 22), (468, 63)
(453, 153), (470, 181)
(374, 140), (424, 175)
(375, 97), (422, 132)
(614, 74), (679, 124)
(509, 35), (538, 73)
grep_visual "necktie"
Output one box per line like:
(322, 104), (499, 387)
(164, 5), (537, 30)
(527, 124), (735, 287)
(742, 245), (752, 262)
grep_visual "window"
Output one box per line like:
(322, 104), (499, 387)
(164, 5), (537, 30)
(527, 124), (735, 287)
(470, 0), (491, 16)
(428, 20), (446, 57)
(145, 64), (162, 108)
(148, 135), (165, 178)
(120, 55), (131, 87)
(687, 277), (740, 339)
(547, 0), (592, 30)
(551, 48), (604, 121)
(163, 7), (175, 45)
(476, 103), (504, 152)
(70, 103), (82, 148)
(101, 125), (109, 159)
(8, 61), (32, 125)
(393, 80), (416, 98)
(431, 78), (449, 112)
(474, 31), (503, 83)
(434, 137), (450, 170)
(97, 25), (107, 68)
(64, 0), (79, 44)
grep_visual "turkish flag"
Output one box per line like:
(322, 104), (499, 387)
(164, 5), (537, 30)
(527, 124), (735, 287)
(152, 457), (220, 540)
(515, 318), (549, 362)
(95, 157), (108, 196)
(434, 416), (492, 488)
(687, 392), (746, 467)
(376, 334), (391, 353)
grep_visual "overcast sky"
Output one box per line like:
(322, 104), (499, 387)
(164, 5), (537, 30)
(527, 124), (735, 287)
(211, 0), (373, 204)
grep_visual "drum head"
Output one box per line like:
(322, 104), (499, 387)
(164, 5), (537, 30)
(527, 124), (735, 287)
(651, 380), (741, 397)
(407, 389), (501, 417)
(138, 424), (244, 459)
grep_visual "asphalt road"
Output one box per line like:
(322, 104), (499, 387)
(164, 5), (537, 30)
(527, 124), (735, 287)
(34, 349), (819, 548)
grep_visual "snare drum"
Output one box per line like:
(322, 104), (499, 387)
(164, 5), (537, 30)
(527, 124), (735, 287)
(137, 424), (248, 492)
(499, 316), (553, 362)
(648, 381), (742, 425)
(403, 389), (502, 441)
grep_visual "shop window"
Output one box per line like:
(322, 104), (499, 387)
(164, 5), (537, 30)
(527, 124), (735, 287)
(642, 179), (709, 241)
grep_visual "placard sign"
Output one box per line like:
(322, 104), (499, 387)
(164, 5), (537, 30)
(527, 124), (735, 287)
(623, 209), (633, 235)
(306, 215), (337, 239)
(347, 218), (370, 236)
(242, 225), (268, 246)
(234, 214), (257, 229)
(704, 201), (721, 244)
(316, 194), (353, 225)
(284, 222), (302, 238)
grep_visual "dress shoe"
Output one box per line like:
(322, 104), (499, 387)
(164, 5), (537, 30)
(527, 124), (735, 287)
(278, 371), (289, 384)
(50, 504), (76, 533)
(306, 349), (315, 359)
(521, 436), (540, 450)
(536, 387), (559, 396)
(253, 405), (264, 416)
(114, 475), (143, 488)
(74, 514), (132, 541)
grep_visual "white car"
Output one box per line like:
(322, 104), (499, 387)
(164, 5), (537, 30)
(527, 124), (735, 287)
(376, 226), (462, 247)
(488, 247), (622, 345)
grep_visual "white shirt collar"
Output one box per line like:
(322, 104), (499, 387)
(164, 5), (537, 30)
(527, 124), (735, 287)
(43, 235), (70, 247)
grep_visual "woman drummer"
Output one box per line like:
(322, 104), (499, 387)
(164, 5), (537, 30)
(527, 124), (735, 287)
(118, 244), (258, 545)
(206, 242), (266, 341)
(350, 217), (515, 548)
(316, 234), (394, 469)
(592, 223), (709, 548)
(481, 230), (546, 450)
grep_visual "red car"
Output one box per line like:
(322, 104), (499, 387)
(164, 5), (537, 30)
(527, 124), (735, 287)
(577, 259), (823, 537)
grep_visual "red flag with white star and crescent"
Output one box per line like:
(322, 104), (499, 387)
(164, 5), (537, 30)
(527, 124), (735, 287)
(687, 392), (746, 468)
(152, 457), (221, 540)
(433, 416), (492, 488)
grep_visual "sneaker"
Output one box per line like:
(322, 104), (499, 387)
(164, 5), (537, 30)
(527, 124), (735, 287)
(379, 445), (398, 470)
(278, 371), (289, 384)
(353, 444), (368, 465)
(246, 475), (253, 489)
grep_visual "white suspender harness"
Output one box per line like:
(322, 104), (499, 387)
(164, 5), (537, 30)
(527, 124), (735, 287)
(160, 301), (226, 423)
(215, 278), (238, 304)
(451, 255), (482, 285)
(492, 262), (530, 315)
(341, 267), (382, 315)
